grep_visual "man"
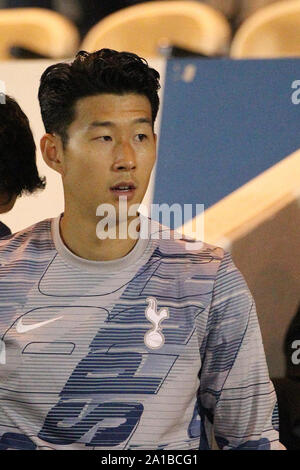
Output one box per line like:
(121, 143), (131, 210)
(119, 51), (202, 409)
(0, 95), (45, 237)
(0, 49), (283, 450)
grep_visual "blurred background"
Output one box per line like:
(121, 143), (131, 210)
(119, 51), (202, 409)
(0, 0), (288, 39)
(1, 0), (300, 449)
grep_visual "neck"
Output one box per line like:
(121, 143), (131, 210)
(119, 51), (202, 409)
(60, 209), (140, 262)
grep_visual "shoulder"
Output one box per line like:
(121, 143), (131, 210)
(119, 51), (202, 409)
(146, 219), (250, 293)
(147, 218), (225, 278)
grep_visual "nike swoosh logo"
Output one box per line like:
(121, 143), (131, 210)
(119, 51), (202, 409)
(16, 316), (63, 333)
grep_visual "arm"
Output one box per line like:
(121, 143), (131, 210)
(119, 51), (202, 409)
(199, 251), (284, 450)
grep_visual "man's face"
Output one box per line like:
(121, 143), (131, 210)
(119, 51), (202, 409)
(59, 93), (157, 219)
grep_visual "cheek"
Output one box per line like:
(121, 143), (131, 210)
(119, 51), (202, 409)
(138, 145), (156, 163)
(66, 150), (109, 179)
(140, 150), (156, 173)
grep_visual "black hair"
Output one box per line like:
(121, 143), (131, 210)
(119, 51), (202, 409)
(0, 95), (46, 199)
(38, 48), (161, 147)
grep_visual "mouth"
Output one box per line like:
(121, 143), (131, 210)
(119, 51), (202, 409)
(110, 181), (137, 200)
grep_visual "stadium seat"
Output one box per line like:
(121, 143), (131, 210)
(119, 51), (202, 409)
(81, 1), (231, 57)
(230, 0), (300, 58)
(0, 8), (80, 60)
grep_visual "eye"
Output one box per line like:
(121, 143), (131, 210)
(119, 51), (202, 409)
(135, 134), (147, 142)
(92, 135), (112, 142)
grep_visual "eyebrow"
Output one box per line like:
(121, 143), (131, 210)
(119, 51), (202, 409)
(88, 117), (152, 129)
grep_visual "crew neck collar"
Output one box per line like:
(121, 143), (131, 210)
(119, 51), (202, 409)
(51, 213), (151, 273)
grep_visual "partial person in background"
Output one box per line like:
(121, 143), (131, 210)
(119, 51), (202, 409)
(270, 303), (300, 449)
(0, 95), (46, 237)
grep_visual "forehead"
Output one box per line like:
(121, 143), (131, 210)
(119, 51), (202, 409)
(72, 93), (152, 127)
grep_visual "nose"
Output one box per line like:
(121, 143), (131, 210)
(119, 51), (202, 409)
(112, 141), (136, 172)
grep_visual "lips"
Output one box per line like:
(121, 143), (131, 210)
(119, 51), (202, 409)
(110, 181), (137, 201)
(110, 181), (136, 191)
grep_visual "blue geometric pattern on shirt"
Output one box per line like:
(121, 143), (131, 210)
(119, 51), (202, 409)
(0, 432), (37, 450)
(188, 402), (201, 439)
(215, 435), (271, 450)
(38, 401), (143, 446)
(38, 248), (202, 447)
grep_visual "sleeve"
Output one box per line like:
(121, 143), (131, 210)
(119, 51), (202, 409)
(198, 251), (285, 450)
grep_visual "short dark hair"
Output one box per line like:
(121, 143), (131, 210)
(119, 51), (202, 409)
(38, 48), (161, 147)
(0, 95), (46, 198)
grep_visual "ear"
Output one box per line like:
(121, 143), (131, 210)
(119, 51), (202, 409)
(153, 132), (157, 162)
(40, 133), (65, 176)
